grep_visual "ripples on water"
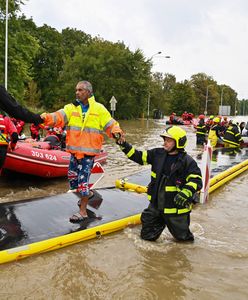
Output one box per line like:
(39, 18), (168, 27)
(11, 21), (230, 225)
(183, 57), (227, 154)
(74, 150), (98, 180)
(1, 118), (248, 299)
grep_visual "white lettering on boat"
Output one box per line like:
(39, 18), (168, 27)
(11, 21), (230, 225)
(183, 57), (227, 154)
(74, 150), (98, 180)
(31, 150), (57, 161)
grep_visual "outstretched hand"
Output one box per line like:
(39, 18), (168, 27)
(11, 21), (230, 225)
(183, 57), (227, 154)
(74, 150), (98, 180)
(40, 113), (47, 120)
(112, 126), (125, 145)
(113, 132), (125, 145)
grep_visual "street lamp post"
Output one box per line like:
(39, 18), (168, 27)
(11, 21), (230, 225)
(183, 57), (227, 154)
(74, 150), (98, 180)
(204, 84), (213, 116)
(147, 52), (170, 120)
(147, 51), (161, 120)
(147, 90), (151, 120)
(234, 98), (237, 116)
(220, 86), (227, 115)
(5, 0), (9, 89)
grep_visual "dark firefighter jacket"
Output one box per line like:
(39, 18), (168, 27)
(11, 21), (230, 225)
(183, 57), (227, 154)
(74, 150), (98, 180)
(223, 124), (243, 146)
(0, 85), (43, 125)
(196, 119), (207, 136)
(120, 142), (202, 215)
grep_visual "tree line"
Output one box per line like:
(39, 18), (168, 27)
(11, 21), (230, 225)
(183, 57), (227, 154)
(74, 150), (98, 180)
(1, 0), (248, 119)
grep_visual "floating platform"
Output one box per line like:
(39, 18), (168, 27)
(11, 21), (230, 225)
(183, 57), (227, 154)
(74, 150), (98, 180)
(0, 147), (248, 264)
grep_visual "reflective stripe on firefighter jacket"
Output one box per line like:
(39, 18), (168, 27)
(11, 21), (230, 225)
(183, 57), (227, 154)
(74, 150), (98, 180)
(0, 115), (18, 146)
(223, 124), (243, 147)
(196, 120), (206, 136)
(43, 96), (120, 159)
(120, 142), (202, 215)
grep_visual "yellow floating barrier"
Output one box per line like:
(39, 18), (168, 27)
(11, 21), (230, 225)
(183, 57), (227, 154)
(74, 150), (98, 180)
(209, 159), (248, 193)
(115, 179), (147, 193)
(0, 214), (141, 265)
(1, 159), (247, 265)
(115, 159), (248, 195)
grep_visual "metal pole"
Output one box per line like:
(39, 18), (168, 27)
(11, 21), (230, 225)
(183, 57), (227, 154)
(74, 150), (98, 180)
(5, 0), (8, 90)
(204, 86), (209, 116)
(147, 90), (150, 120)
(220, 87), (224, 115)
(146, 51), (162, 120)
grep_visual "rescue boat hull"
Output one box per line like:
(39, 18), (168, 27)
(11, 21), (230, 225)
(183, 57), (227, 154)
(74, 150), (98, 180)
(3, 140), (108, 178)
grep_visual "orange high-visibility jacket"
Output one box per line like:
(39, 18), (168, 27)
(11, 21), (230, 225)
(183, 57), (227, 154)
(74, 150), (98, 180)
(43, 96), (120, 159)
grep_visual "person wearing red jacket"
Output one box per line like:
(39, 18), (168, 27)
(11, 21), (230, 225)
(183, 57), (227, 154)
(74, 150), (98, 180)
(11, 118), (25, 136)
(30, 123), (45, 140)
(0, 114), (18, 174)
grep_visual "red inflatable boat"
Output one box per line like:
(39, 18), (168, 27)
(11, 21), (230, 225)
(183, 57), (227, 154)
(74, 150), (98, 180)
(3, 140), (108, 178)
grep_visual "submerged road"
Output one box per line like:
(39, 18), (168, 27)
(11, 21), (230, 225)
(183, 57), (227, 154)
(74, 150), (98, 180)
(0, 117), (248, 299)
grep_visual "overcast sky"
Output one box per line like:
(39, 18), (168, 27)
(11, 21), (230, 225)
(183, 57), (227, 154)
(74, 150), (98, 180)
(21, 0), (248, 99)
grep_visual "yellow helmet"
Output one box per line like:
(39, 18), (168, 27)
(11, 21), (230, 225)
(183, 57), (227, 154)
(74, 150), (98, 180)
(213, 117), (220, 123)
(160, 126), (187, 149)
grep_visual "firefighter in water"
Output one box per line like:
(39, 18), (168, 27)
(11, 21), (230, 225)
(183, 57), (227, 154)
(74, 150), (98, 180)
(205, 115), (214, 132)
(208, 117), (223, 147)
(0, 114), (18, 174)
(223, 120), (243, 148)
(196, 114), (207, 145)
(117, 125), (202, 242)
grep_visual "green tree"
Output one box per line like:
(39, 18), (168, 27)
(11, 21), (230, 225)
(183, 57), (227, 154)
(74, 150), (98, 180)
(24, 80), (41, 110)
(190, 73), (218, 115)
(56, 39), (150, 119)
(61, 27), (92, 58)
(31, 24), (64, 108)
(218, 84), (238, 115)
(239, 99), (248, 115)
(149, 72), (176, 117)
(0, 5), (39, 99)
(170, 81), (197, 114)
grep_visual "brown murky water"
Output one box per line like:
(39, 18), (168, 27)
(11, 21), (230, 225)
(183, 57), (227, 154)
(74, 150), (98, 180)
(0, 118), (248, 300)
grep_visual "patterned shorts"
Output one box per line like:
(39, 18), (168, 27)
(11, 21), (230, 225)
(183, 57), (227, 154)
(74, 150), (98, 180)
(68, 155), (94, 196)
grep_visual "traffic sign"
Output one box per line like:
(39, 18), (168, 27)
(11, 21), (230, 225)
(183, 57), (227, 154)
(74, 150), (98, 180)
(110, 96), (117, 111)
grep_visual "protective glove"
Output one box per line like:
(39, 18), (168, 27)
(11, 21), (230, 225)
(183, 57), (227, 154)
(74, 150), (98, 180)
(174, 189), (192, 209)
(111, 127), (125, 144)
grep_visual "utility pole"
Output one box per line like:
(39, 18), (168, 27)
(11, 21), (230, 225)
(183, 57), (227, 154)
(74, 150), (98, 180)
(5, 0), (9, 89)
(147, 52), (170, 119)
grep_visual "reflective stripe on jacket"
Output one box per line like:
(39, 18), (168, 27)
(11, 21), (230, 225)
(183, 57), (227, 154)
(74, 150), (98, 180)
(196, 120), (206, 136)
(121, 142), (202, 215)
(223, 124), (243, 147)
(43, 96), (119, 159)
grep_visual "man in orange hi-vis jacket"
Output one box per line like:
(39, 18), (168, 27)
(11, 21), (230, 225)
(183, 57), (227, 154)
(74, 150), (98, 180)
(41, 81), (124, 223)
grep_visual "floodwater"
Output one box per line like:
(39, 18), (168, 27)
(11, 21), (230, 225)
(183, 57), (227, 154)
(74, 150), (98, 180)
(0, 117), (248, 300)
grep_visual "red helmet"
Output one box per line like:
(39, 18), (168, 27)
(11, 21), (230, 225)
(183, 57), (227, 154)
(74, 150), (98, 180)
(198, 114), (205, 119)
